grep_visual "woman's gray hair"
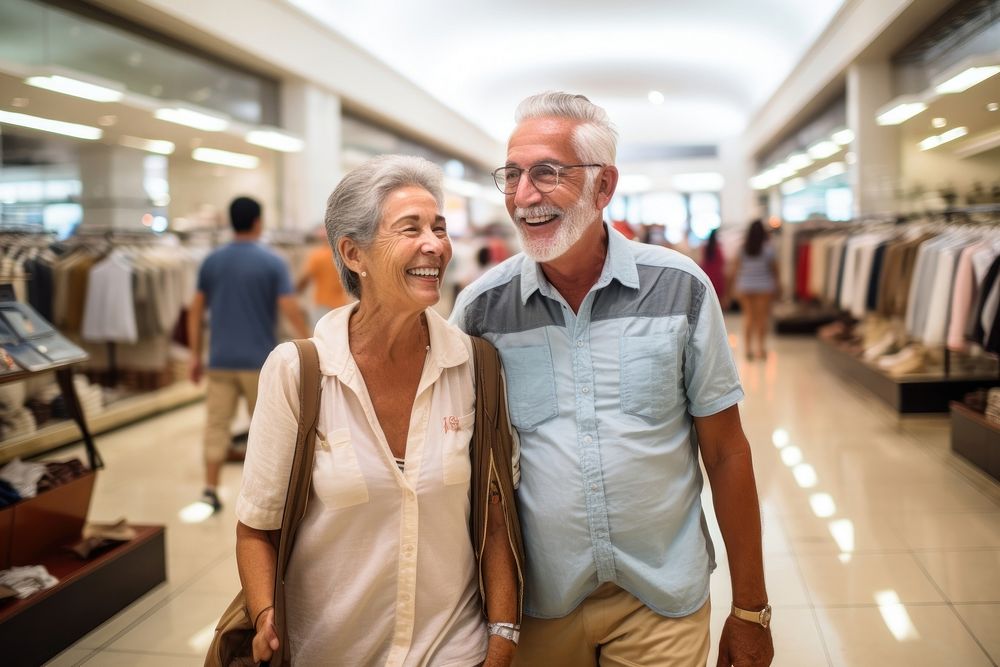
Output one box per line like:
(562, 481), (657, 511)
(325, 154), (444, 299)
(515, 92), (618, 165)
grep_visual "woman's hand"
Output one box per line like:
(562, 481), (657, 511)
(481, 634), (516, 667)
(252, 607), (280, 663)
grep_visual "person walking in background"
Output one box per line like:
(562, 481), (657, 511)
(296, 226), (352, 327)
(188, 196), (308, 513)
(730, 219), (780, 360)
(699, 227), (727, 307)
(238, 156), (521, 666)
(452, 92), (772, 667)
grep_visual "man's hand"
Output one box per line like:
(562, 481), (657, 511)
(252, 607), (280, 663)
(716, 615), (773, 666)
(189, 359), (204, 384)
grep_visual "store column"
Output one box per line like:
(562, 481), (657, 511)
(847, 61), (901, 216)
(281, 82), (343, 231)
(78, 144), (150, 231)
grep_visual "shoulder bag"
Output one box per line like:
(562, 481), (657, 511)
(205, 339), (322, 667)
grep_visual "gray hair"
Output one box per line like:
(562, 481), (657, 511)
(514, 92), (618, 165)
(324, 154), (444, 299)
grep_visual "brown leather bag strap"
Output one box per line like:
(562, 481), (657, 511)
(270, 338), (322, 667)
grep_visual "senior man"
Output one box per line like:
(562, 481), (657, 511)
(451, 92), (773, 666)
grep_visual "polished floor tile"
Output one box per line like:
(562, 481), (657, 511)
(41, 316), (999, 665)
(815, 605), (992, 667)
(953, 603), (1000, 663)
(796, 553), (944, 606)
(915, 549), (1000, 603)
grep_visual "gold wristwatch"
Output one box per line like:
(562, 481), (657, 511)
(731, 603), (771, 629)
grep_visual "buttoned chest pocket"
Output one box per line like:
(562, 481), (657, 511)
(620, 335), (678, 420)
(498, 345), (558, 431)
(312, 428), (370, 510)
(442, 411), (474, 486)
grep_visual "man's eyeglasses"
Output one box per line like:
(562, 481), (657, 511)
(491, 163), (603, 195)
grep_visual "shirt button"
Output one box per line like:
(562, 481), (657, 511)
(583, 435), (593, 444)
(582, 386), (590, 394)
(407, 491), (416, 501)
(576, 340), (584, 348)
(591, 483), (598, 491)
(401, 593), (411, 602)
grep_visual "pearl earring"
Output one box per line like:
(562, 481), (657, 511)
(361, 271), (367, 277)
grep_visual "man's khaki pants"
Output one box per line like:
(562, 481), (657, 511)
(514, 583), (710, 667)
(203, 369), (260, 464)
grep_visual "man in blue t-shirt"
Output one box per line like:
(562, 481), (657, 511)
(188, 197), (308, 512)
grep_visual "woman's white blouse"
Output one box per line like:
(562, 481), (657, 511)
(237, 304), (516, 666)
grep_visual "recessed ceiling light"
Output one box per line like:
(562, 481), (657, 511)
(120, 135), (175, 155)
(98, 115), (117, 127)
(988, 102), (999, 112)
(931, 117), (947, 128)
(25, 74), (124, 103)
(11, 98), (28, 108)
(0, 109), (102, 140)
(807, 140), (841, 160)
(831, 129), (854, 145)
(919, 126), (968, 151)
(192, 147), (259, 169)
(155, 106), (229, 132)
(647, 90), (664, 105)
(876, 101), (927, 125)
(786, 153), (813, 170)
(935, 65), (1000, 94)
(246, 129), (304, 152)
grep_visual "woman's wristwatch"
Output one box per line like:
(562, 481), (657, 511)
(487, 622), (520, 645)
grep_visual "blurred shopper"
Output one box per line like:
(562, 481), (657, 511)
(236, 156), (522, 666)
(699, 227), (727, 306)
(452, 92), (773, 666)
(731, 219), (779, 360)
(296, 228), (352, 327)
(188, 196), (308, 512)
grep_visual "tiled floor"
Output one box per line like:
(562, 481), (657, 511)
(42, 324), (1000, 666)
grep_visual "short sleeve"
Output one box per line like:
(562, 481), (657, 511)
(196, 256), (211, 296)
(449, 287), (471, 332)
(684, 278), (744, 417)
(236, 342), (302, 529)
(274, 256), (294, 296)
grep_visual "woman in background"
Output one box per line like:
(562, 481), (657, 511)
(699, 227), (726, 306)
(730, 219), (779, 360)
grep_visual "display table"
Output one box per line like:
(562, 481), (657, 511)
(0, 525), (166, 666)
(817, 336), (999, 413)
(950, 402), (1000, 482)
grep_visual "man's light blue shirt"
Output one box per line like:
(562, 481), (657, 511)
(450, 225), (743, 618)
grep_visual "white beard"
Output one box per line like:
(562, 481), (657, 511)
(513, 179), (597, 263)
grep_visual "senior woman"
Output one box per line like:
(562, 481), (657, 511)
(235, 155), (523, 666)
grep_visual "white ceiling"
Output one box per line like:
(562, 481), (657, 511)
(287, 0), (845, 155)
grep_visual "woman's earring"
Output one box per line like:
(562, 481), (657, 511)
(360, 271), (367, 278)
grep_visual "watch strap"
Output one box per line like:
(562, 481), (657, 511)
(731, 603), (771, 628)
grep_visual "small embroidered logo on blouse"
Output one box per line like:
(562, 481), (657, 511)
(443, 416), (461, 434)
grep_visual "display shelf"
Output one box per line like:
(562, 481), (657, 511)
(950, 401), (1000, 482)
(0, 381), (205, 465)
(817, 336), (998, 413)
(0, 524), (166, 666)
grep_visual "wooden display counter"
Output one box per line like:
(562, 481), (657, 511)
(950, 402), (1000, 482)
(0, 525), (166, 666)
(817, 336), (998, 414)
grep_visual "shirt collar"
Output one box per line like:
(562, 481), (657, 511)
(519, 221), (640, 305)
(313, 303), (469, 377)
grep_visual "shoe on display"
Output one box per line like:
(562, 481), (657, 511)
(884, 346), (927, 377)
(201, 488), (222, 514)
(863, 331), (898, 361)
(876, 344), (921, 370)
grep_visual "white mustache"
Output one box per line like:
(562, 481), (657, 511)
(515, 206), (563, 219)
